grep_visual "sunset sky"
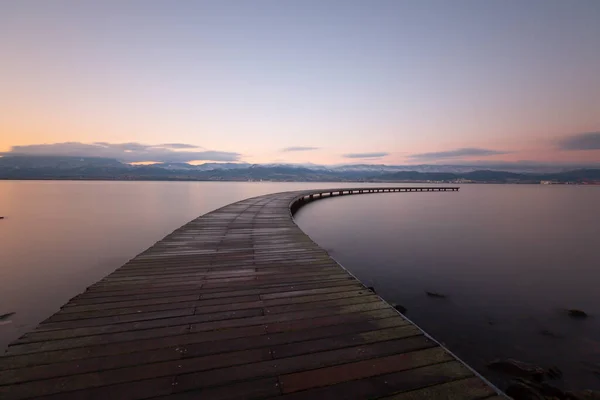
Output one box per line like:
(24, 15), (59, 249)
(1, 0), (599, 165)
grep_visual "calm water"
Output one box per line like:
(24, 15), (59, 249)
(1, 182), (599, 391)
(295, 184), (600, 391)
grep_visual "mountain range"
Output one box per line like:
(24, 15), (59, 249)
(0, 155), (599, 183)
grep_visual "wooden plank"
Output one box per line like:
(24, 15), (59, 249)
(199, 282), (363, 300)
(0, 349), (271, 399)
(173, 336), (439, 393)
(273, 361), (474, 400)
(67, 280), (360, 305)
(0, 347), (182, 386)
(15, 301), (390, 350)
(154, 378), (281, 400)
(190, 302), (391, 333)
(260, 284), (368, 300)
(0, 325), (267, 371)
(60, 294), (203, 313)
(6, 309), (265, 354)
(32, 377), (175, 400)
(38, 308), (197, 329)
(46, 290), (375, 324)
(0, 318), (411, 384)
(378, 377), (498, 400)
(46, 301), (200, 322)
(270, 325), (422, 359)
(265, 309), (401, 333)
(227, 320), (421, 359)
(279, 347), (452, 393)
(263, 295), (382, 315)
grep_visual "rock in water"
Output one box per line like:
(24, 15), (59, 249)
(505, 378), (568, 400)
(546, 366), (563, 380)
(391, 303), (407, 314)
(505, 380), (546, 400)
(540, 382), (566, 397)
(487, 359), (546, 381)
(568, 309), (588, 318)
(567, 390), (600, 400)
(425, 291), (447, 298)
(0, 312), (15, 321)
(539, 329), (564, 339)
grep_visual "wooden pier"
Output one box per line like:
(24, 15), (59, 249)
(0, 186), (504, 400)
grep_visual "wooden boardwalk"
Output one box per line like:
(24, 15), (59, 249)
(0, 187), (504, 400)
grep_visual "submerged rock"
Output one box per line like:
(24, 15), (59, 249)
(505, 378), (568, 399)
(567, 309), (588, 318)
(425, 291), (447, 298)
(546, 366), (563, 380)
(540, 329), (564, 339)
(505, 379), (546, 400)
(582, 362), (600, 378)
(487, 359), (546, 381)
(391, 303), (407, 314)
(540, 382), (567, 397)
(566, 390), (600, 400)
(0, 312), (15, 321)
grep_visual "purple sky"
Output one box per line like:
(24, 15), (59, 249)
(1, 0), (599, 165)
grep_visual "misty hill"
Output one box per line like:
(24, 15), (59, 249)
(160, 162), (252, 171)
(376, 169), (600, 183)
(377, 170), (526, 182)
(0, 155), (599, 183)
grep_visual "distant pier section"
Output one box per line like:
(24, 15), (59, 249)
(290, 186), (459, 213)
(0, 186), (507, 400)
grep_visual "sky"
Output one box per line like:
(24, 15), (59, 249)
(1, 0), (599, 165)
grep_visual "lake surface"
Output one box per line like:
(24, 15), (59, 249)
(1, 181), (599, 391)
(295, 184), (600, 391)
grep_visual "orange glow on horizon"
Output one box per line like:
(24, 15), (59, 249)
(1, 2), (599, 166)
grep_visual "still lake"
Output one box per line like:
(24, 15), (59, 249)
(1, 181), (599, 390)
(295, 184), (600, 391)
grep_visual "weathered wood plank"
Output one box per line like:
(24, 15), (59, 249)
(273, 361), (474, 400)
(173, 336), (441, 393)
(0, 349), (271, 399)
(42, 290), (376, 324)
(13, 306), (392, 350)
(154, 378), (281, 400)
(378, 377), (498, 400)
(278, 347), (452, 393)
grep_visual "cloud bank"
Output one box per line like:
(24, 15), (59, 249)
(281, 146), (320, 152)
(343, 152), (389, 159)
(2, 142), (240, 163)
(408, 147), (510, 161)
(558, 132), (600, 151)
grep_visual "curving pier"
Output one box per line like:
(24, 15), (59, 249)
(0, 187), (504, 400)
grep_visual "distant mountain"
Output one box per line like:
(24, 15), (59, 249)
(1, 155), (599, 183)
(376, 169), (600, 183)
(464, 170), (524, 182)
(160, 162), (252, 171)
(541, 169), (600, 181)
(375, 171), (458, 181)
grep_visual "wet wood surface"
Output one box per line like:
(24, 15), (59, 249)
(1, 187), (504, 399)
